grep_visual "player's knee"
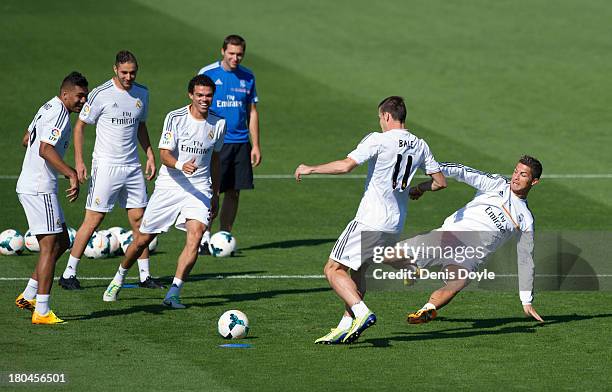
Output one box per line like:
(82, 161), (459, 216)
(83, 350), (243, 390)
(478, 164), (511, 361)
(133, 233), (153, 251)
(83, 211), (105, 229)
(324, 259), (344, 279)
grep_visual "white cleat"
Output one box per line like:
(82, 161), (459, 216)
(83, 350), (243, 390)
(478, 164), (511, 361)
(103, 281), (122, 302)
(162, 295), (186, 309)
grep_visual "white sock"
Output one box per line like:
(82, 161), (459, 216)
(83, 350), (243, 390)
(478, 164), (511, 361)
(23, 279), (38, 301)
(137, 258), (150, 282)
(35, 294), (50, 316)
(337, 315), (353, 330)
(63, 255), (81, 279)
(165, 277), (184, 299)
(202, 231), (211, 243)
(113, 265), (129, 285)
(350, 301), (370, 318)
(422, 302), (436, 311)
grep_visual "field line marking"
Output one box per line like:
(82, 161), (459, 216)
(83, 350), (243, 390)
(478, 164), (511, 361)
(1, 174), (612, 180)
(1, 274), (612, 281)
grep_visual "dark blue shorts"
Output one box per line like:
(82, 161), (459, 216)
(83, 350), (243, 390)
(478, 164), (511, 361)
(219, 142), (254, 193)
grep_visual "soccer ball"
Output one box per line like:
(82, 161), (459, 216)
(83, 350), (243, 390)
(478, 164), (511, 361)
(208, 231), (236, 257)
(218, 310), (249, 339)
(0, 229), (25, 255)
(119, 230), (133, 254)
(24, 230), (39, 252)
(107, 227), (126, 255)
(148, 235), (158, 253)
(98, 229), (120, 255)
(67, 227), (77, 248)
(84, 232), (111, 259)
(107, 226), (126, 238)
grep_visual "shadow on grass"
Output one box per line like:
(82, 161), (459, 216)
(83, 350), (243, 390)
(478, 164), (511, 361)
(65, 302), (201, 320)
(67, 286), (331, 320)
(199, 287), (331, 306)
(240, 238), (336, 251)
(358, 313), (612, 348)
(81, 271), (267, 289)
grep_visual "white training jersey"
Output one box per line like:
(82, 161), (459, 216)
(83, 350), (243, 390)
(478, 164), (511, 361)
(155, 106), (226, 192)
(17, 96), (71, 195)
(79, 79), (148, 166)
(439, 162), (536, 304)
(348, 129), (441, 233)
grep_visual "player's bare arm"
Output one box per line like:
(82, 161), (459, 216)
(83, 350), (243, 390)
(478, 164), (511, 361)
(409, 171), (447, 200)
(21, 130), (30, 147)
(73, 118), (88, 183)
(137, 121), (156, 180)
(294, 157), (358, 182)
(249, 103), (261, 167)
(159, 148), (197, 175)
(39, 142), (79, 202)
(210, 151), (221, 219)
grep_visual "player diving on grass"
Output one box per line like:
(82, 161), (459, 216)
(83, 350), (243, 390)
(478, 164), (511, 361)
(385, 156), (544, 324)
(295, 96), (446, 344)
(15, 72), (88, 324)
(102, 75), (225, 308)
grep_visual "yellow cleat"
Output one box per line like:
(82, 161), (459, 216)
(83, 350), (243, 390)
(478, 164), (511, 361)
(314, 328), (349, 344)
(407, 308), (437, 324)
(15, 293), (36, 311)
(32, 310), (65, 325)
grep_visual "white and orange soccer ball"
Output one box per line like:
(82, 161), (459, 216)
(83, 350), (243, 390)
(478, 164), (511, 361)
(84, 231), (111, 259)
(24, 230), (39, 252)
(98, 229), (120, 255)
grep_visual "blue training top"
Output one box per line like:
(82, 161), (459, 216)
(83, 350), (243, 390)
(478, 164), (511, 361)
(198, 61), (258, 144)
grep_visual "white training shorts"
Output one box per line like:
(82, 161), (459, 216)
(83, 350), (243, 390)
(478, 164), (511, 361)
(18, 193), (65, 235)
(140, 188), (212, 234)
(397, 230), (482, 273)
(330, 220), (397, 271)
(86, 162), (148, 212)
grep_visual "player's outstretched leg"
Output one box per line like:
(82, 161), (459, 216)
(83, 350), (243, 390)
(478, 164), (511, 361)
(407, 265), (469, 324)
(320, 259), (376, 344)
(163, 220), (204, 309)
(60, 210), (106, 290)
(103, 232), (157, 302)
(341, 266), (376, 344)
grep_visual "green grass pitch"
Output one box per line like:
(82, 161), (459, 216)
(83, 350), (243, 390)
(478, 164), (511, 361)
(1, 0), (611, 390)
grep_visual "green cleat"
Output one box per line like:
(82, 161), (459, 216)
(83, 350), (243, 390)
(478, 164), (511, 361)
(103, 281), (122, 302)
(342, 311), (377, 344)
(314, 327), (350, 344)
